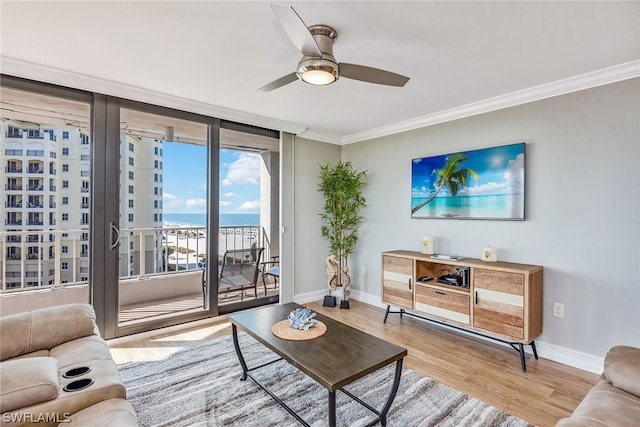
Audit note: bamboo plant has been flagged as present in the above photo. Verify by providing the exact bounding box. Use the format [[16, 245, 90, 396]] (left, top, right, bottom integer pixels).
[[318, 161, 367, 294]]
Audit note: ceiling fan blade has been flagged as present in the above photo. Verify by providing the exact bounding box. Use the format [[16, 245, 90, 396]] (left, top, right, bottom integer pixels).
[[258, 72, 299, 92], [340, 63, 410, 87], [271, 4, 322, 57]]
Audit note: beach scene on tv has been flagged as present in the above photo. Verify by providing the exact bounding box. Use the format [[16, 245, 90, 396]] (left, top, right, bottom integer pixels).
[[411, 143, 525, 220]]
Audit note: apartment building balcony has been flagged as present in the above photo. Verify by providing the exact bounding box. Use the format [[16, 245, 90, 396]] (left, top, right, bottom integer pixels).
[[5, 184, 23, 191], [27, 184, 44, 191], [28, 168, 44, 174], [5, 167, 23, 173], [5, 201, 22, 208], [27, 220, 44, 226], [5, 219, 22, 225], [26, 150, 45, 156]]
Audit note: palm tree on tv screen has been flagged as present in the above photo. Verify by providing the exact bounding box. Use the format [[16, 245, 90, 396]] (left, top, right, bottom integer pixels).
[[411, 153, 479, 214]]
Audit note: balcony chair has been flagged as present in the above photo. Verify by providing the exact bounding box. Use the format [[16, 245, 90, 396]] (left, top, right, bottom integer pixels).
[[261, 255, 280, 295], [202, 247, 264, 302]]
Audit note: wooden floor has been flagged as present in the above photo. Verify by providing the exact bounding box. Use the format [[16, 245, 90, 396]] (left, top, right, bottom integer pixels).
[[109, 299, 598, 427]]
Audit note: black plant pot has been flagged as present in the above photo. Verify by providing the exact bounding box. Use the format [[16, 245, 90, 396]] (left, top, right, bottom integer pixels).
[[323, 295, 336, 307]]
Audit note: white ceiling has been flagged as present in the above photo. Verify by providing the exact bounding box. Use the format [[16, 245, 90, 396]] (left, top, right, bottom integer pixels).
[[1, 1, 638, 144]]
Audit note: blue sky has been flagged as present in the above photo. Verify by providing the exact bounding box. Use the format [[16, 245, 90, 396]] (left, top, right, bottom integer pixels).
[[411, 143, 525, 198], [162, 142, 261, 214]]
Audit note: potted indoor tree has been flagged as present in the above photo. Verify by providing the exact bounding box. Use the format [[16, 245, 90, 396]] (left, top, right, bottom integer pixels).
[[318, 161, 367, 309]]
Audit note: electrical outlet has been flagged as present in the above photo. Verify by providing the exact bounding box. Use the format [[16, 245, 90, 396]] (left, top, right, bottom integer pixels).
[[553, 303, 564, 318]]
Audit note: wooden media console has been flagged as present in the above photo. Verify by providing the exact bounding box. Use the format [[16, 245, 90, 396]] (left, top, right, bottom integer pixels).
[[381, 250, 543, 371]]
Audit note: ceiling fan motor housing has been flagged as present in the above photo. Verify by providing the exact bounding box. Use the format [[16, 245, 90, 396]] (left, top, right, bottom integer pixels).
[[296, 25, 340, 84]]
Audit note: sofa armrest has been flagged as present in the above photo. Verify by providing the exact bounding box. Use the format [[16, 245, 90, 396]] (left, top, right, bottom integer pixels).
[[0, 357, 59, 413], [604, 345, 640, 398], [0, 304, 97, 361]]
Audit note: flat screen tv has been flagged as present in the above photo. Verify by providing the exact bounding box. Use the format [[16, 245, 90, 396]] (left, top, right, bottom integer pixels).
[[411, 142, 525, 220]]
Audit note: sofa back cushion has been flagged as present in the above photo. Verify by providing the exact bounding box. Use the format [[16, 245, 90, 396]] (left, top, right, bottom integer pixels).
[[604, 345, 640, 398], [0, 304, 97, 361]]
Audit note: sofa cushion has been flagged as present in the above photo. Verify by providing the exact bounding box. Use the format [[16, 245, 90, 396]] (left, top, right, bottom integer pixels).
[[61, 398, 139, 427], [0, 304, 97, 361], [0, 357, 59, 413], [50, 336, 116, 371], [604, 345, 640, 398]]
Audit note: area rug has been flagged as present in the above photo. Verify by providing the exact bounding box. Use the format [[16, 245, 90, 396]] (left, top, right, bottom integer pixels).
[[118, 333, 532, 426]]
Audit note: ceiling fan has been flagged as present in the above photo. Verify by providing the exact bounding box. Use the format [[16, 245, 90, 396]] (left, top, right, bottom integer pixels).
[[259, 4, 410, 92]]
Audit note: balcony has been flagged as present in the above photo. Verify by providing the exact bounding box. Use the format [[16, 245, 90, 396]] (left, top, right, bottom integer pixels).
[[28, 168, 44, 174], [5, 167, 22, 173], [0, 226, 278, 323], [27, 185, 43, 191], [5, 220, 22, 225], [5, 184, 22, 191], [5, 201, 22, 208]]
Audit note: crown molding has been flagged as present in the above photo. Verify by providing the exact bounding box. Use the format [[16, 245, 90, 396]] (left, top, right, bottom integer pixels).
[[0, 56, 308, 135], [341, 60, 640, 145]]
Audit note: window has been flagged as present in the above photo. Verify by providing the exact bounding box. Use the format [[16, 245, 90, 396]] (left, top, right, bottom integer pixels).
[[154, 173, 158, 182], [62, 147, 69, 156], [128, 213, 134, 222], [80, 134, 89, 144], [128, 185, 134, 194], [62, 197, 69, 205], [154, 147, 158, 155], [62, 164, 69, 172], [128, 142, 134, 152], [128, 157, 134, 166], [62, 131, 69, 139], [154, 213, 158, 222], [61, 262, 69, 271], [61, 246, 68, 254], [128, 171, 134, 180], [153, 187, 158, 195], [128, 199, 134, 208], [129, 241, 134, 250], [62, 213, 69, 221], [154, 160, 158, 168], [153, 200, 158, 208]]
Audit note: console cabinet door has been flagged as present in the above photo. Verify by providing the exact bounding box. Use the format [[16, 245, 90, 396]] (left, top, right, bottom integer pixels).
[[473, 269, 525, 340], [382, 255, 413, 309]]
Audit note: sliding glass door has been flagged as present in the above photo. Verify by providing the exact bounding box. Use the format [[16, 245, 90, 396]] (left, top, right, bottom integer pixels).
[[111, 102, 219, 336]]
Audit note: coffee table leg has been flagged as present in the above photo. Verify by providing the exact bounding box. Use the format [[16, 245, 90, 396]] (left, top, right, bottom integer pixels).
[[328, 390, 336, 427], [379, 358, 404, 426], [231, 324, 249, 381]]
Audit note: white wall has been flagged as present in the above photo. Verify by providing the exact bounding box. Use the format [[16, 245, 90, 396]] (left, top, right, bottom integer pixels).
[[292, 78, 640, 371]]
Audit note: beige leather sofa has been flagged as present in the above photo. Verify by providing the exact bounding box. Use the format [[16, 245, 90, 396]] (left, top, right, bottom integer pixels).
[[557, 345, 640, 426], [0, 304, 138, 427]]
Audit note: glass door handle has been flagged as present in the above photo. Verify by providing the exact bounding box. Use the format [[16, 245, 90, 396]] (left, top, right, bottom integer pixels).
[[110, 222, 120, 250]]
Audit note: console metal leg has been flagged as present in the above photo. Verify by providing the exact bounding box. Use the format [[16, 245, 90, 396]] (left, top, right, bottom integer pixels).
[[328, 390, 336, 427], [518, 343, 527, 372], [531, 340, 539, 360], [231, 324, 249, 380], [383, 305, 391, 323], [400, 308, 405, 319]]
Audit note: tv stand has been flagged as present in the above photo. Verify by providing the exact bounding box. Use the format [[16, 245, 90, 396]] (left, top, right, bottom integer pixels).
[[381, 250, 543, 371]]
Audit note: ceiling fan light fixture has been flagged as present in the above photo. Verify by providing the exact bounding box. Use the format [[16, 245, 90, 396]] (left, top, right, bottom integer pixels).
[[297, 57, 339, 86]]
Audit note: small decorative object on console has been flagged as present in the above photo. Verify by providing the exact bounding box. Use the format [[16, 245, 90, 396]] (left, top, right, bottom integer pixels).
[[287, 307, 318, 330], [481, 245, 497, 262], [421, 235, 434, 255]]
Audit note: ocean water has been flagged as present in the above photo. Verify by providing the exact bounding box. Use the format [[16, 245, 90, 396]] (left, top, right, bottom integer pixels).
[[411, 194, 524, 219], [163, 213, 260, 227]]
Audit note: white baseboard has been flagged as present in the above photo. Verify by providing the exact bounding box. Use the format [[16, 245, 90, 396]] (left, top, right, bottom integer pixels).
[[298, 289, 604, 374]]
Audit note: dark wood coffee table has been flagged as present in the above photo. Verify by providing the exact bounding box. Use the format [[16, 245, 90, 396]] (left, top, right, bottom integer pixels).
[[229, 302, 407, 427]]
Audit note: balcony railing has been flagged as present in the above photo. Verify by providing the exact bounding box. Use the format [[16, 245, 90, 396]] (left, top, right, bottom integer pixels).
[[5, 185, 22, 190], [0, 225, 271, 292], [5, 167, 22, 173]]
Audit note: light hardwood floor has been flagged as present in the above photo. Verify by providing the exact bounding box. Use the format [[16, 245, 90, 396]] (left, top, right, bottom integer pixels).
[[109, 299, 598, 427]]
